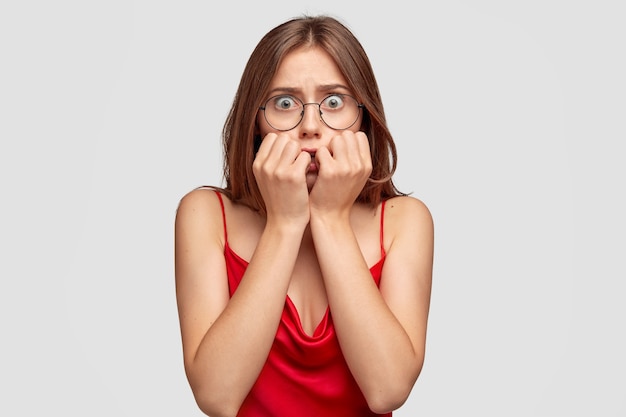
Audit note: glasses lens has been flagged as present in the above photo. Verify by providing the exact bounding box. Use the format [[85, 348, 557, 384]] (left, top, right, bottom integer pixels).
[[263, 94, 362, 131], [263, 95, 304, 131], [319, 94, 361, 130]]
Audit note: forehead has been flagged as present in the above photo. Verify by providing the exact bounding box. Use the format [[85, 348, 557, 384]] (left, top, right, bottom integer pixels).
[[268, 46, 349, 92]]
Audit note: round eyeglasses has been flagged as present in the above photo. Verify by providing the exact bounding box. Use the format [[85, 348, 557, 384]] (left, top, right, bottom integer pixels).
[[259, 94, 364, 131]]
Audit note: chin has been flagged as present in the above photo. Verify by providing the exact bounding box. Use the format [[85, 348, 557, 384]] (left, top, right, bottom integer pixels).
[[306, 173, 317, 192]]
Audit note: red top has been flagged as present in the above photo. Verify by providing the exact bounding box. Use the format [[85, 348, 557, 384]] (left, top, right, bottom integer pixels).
[[215, 192, 391, 417]]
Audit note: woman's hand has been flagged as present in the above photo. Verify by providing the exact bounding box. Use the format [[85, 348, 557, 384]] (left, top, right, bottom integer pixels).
[[309, 130, 372, 219], [253, 132, 312, 228]]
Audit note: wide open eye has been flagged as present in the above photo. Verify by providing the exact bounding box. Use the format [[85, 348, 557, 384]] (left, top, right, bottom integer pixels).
[[272, 95, 300, 111], [321, 94, 345, 110]]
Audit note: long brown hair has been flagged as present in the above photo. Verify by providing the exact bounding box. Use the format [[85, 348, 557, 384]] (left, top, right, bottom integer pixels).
[[219, 15, 404, 214]]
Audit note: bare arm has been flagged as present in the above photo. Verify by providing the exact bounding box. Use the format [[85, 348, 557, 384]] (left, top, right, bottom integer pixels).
[[175, 134, 311, 417], [310, 196, 433, 414], [175, 189, 305, 417], [309, 132, 434, 413]]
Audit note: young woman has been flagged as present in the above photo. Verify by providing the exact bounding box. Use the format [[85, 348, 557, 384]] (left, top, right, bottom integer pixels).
[[175, 15, 434, 417]]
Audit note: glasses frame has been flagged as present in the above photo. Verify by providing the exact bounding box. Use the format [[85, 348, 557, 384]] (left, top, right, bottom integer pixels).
[[259, 94, 365, 132]]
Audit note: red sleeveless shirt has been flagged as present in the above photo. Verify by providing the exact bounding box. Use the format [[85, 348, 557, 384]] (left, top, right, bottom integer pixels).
[[215, 192, 391, 417]]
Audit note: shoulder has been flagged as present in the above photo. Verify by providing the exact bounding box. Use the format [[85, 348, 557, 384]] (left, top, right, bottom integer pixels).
[[177, 186, 222, 211], [176, 187, 250, 217], [383, 195, 434, 249], [177, 187, 222, 219], [175, 187, 229, 242], [384, 195, 433, 227]]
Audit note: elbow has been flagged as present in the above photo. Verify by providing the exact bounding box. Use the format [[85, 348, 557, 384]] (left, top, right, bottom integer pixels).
[[365, 361, 424, 414], [186, 370, 242, 417], [193, 389, 241, 417], [365, 383, 413, 415]]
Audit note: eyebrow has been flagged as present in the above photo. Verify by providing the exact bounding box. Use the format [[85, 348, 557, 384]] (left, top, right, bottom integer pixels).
[[266, 83, 351, 96]]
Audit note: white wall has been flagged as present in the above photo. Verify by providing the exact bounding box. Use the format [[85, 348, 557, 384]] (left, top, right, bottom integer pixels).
[[1, 1, 624, 415]]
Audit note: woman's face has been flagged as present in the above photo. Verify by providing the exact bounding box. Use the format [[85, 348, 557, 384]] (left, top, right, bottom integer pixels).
[[256, 46, 363, 189]]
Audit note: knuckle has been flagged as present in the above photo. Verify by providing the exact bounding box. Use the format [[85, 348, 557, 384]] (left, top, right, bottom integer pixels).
[[275, 167, 297, 183], [252, 160, 262, 174]]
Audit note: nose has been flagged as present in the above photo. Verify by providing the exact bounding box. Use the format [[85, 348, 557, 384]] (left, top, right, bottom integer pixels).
[[298, 102, 323, 138]]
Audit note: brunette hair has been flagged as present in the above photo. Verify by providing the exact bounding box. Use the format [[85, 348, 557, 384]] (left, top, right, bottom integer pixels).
[[219, 15, 404, 214]]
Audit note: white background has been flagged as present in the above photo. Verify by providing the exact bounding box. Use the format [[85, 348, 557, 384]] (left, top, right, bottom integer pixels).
[[1, 1, 624, 416]]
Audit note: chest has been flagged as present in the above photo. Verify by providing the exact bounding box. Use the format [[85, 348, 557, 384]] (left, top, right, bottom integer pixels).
[[224, 203, 384, 336], [287, 247, 328, 336]]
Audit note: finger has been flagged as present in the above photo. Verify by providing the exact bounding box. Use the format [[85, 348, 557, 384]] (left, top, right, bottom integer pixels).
[[293, 150, 313, 173], [354, 132, 373, 171], [278, 138, 303, 165], [331, 132, 361, 167], [314, 146, 333, 167], [260, 134, 293, 169], [254, 132, 277, 161], [328, 135, 348, 162]]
